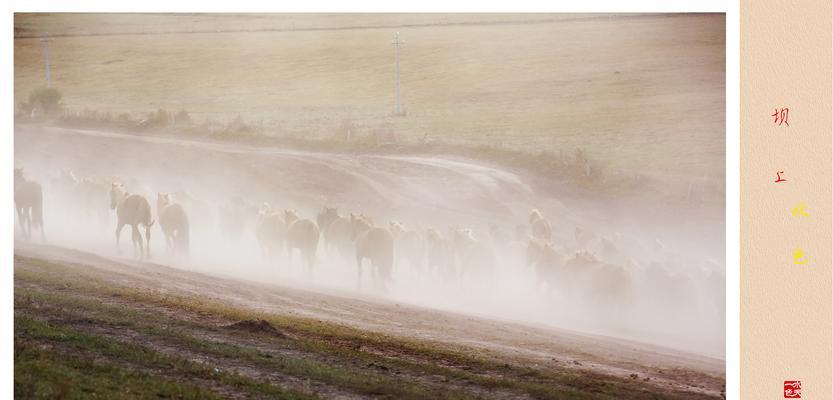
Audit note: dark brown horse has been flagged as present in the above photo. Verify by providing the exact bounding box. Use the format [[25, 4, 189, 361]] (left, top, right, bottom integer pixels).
[[14, 168, 44, 242], [352, 214, 394, 289], [255, 203, 286, 258], [157, 193, 190, 256], [284, 210, 320, 271]]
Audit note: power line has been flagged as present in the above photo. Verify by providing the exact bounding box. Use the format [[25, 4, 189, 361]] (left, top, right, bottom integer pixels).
[[391, 32, 403, 116]]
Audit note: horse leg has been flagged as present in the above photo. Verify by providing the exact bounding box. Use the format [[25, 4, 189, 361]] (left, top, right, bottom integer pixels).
[[15, 206, 26, 239], [145, 224, 152, 259], [355, 255, 363, 289], [306, 246, 315, 276], [24, 208, 32, 240], [303, 249, 311, 276], [115, 222, 125, 254], [371, 261, 379, 290], [132, 225, 142, 259], [379, 263, 391, 293], [163, 232, 170, 254]]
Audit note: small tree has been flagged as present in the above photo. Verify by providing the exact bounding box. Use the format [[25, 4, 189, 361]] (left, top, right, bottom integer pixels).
[[19, 87, 63, 118]]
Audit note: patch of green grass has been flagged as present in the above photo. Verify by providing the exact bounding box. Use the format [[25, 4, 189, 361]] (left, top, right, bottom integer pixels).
[[14, 316, 311, 400], [15, 286, 496, 400], [15, 343, 216, 400]]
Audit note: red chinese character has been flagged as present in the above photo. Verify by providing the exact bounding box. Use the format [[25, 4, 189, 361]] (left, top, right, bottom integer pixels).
[[773, 108, 790, 126], [784, 381, 801, 398], [775, 171, 786, 183]]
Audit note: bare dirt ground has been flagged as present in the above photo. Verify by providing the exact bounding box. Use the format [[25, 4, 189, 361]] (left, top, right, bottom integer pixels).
[[14, 242, 724, 399]]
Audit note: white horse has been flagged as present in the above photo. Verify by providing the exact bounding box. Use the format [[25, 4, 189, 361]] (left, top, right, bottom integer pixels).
[[529, 209, 553, 241], [110, 183, 154, 259]]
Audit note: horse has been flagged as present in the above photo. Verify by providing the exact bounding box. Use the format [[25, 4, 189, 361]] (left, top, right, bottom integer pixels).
[[389, 220, 425, 271], [526, 238, 566, 293], [575, 227, 597, 248], [157, 193, 190, 256], [562, 251, 633, 309], [172, 190, 214, 231], [110, 183, 154, 259], [73, 176, 111, 228], [255, 203, 286, 258], [323, 215, 353, 259], [529, 209, 553, 241], [316, 207, 340, 233], [51, 168, 79, 201], [450, 228, 495, 279], [425, 228, 454, 276], [284, 210, 320, 271], [14, 168, 45, 242], [352, 214, 394, 289]]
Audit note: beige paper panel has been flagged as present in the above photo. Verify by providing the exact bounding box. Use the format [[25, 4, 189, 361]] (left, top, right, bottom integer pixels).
[[740, 0, 832, 398]]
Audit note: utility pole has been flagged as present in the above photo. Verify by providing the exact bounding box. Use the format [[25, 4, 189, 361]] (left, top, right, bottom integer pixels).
[[40, 32, 53, 88], [392, 32, 403, 116]]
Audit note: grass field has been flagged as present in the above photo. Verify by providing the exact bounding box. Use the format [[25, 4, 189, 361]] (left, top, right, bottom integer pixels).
[[14, 13, 725, 183]]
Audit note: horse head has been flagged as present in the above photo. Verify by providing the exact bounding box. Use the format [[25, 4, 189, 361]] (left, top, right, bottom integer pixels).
[[529, 209, 544, 224], [284, 209, 299, 227], [157, 192, 173, 211], [389, 220, 406, 238], [350, 213, 373, 238], [60, 168, 78, 185], [316, 207, 339, 230], [259, 202, 274, 216], [110, 182, 126, 210], [14, 168, 24, 186]]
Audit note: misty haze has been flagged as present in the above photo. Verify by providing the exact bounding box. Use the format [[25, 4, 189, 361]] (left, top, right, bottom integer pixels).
[[14, 13, 726, 399]]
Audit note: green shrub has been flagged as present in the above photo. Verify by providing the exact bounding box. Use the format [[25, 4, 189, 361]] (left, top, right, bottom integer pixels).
[[18, 87, 63, 118]]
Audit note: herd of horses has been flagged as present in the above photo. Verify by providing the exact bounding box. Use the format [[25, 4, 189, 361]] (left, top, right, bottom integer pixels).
[[14, 167, 577, 289], [14, 167, 724, 315]]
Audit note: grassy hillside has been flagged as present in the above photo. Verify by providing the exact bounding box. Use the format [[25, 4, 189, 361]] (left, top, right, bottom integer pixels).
[[14, 13, 725, 182], [15, 251, 724, 399]]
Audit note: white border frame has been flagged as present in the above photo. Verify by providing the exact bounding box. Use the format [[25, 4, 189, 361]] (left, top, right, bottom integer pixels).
[[2, 1, 737, 398]]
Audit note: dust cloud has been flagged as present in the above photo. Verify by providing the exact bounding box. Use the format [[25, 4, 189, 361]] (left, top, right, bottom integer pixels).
[[14, 125, 725, 358]]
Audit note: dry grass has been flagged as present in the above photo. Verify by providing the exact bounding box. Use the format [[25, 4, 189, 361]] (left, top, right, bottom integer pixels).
[[14, 13, 725, 182]]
